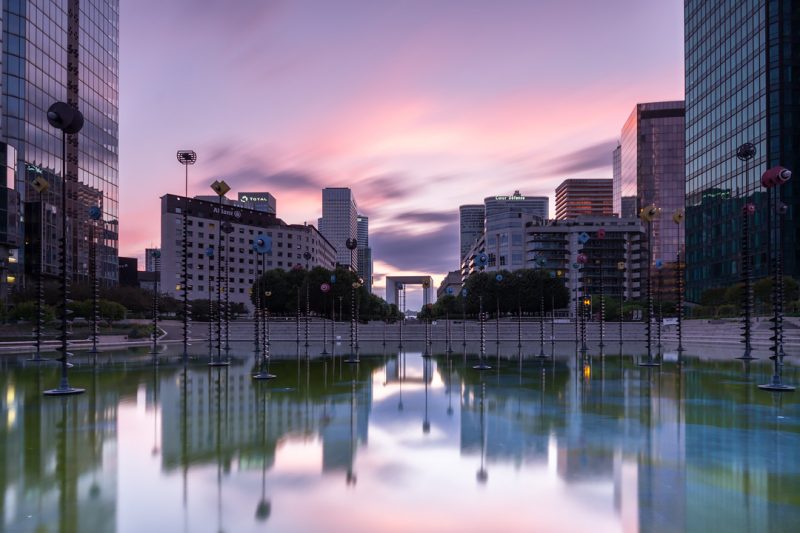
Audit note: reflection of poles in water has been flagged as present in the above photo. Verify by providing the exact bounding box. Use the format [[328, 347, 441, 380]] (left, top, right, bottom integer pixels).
[[347, 367, 358, 485], [56, 397, 78, 532], [152, 365, 159, 456], [213, 366, 228, 533], [551, 294, 556, 346], [398, 351, 405, 411], [180, 367, 189, 522], [476, 381, 488, 484], [423, 358, 431, 433], [462, 296, 467, 347], [474, 296, 491, 370], [447, 357, 454, 416], [255, 382, 271, 523], [305, 279, 310, 350]]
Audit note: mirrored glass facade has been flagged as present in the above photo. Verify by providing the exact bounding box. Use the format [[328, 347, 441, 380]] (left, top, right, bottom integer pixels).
[[685, 0, 799, 302], [2, 0, 119, 287], [616, 101, 686, 296]]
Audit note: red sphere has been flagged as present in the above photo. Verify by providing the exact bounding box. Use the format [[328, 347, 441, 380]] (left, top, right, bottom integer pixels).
[[596, 228, 606, 240], [576, 253, 588, 264], [742, 203, 755, 215]]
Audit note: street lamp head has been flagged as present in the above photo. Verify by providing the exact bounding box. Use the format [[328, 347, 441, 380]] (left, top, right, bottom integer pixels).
[[672, 209, 684, 225], [736, 142, 757, 161], [88, 205, 102, 221], [176, 150, 197, 165], [47, 102, 84, 134], [639, 204, 660, 222], [761, 166, 792, 188], [345, 238, 358, 250]]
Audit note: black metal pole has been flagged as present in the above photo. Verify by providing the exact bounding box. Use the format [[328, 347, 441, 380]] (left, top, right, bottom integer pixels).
[[539, 274, 545, 358], [151, 253, 159, 357], [473, 295, 490, 370], [89, 222, 98, 355], [182, 164, 189, 364]]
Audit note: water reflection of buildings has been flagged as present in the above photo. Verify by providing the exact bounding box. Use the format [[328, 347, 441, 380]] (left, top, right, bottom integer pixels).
[[1, 371, 118, 533], [159, 361, 373, 479]]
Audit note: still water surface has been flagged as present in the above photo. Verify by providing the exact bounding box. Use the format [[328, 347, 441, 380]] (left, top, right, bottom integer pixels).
[[1, 344, 799, 532]]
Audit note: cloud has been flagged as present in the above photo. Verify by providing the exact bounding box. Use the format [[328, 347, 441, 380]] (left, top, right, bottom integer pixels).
[[371, 223, 459, 274], [216, 166, 323, 193], [541, 139, 617, 176], [393, 210, 455, 225]]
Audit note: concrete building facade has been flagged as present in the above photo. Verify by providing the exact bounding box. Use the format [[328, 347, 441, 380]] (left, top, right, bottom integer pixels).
[[160, 194, 336, 310]]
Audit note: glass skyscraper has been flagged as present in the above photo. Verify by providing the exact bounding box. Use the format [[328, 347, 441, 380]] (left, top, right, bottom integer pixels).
[[356, 214, 372, 293], [3, 0, 119, 288], [616, 101, 686, 289], [685, 0, 799, 302], [319, 187, 357, 270], [459, 204, 484, 262]]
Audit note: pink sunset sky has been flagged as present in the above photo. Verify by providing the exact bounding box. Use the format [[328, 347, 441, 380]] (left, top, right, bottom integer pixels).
[[119, 0, 684, 302]]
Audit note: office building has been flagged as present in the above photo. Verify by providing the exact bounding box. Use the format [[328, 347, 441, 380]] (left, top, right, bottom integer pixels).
[[0, 143, 20, 301], [356, 214, 373, 293], [483, 191, 548, 271], [5, 0, 120, 290], [526, 217, 645, 316], [555, 179, 613, 219], [685, 0, 800, 301], [437, 270, 462, 300], [459, 204, 485, 261], [118, 257, 138, 286], [160, 194, 336, 310], [319, 188, 357, 270], [238, 192, 277, 214], [616, 101, 685, 285], [145, 248, 161, 272]]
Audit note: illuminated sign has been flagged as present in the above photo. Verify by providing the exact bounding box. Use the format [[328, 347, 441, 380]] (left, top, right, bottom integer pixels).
[[494, 195, 527, 201], [239, 193, 272, 203], [212, 207, 242, 218]]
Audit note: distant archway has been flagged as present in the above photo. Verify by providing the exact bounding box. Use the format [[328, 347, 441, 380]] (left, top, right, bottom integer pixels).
[[385, 276, 433, 309]]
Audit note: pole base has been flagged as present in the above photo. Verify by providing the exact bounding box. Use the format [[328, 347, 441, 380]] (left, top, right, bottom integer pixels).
[[758, 382, 795, 392], [321, 349, 330, 356], [252, 372, 276, 380], [208, 360, 230, 367], [473, 363, 492, 370], [736, 355, 758, 361], [422, 353, 432, 358], [638, 361, 661, 367], [44, 387, 85, 396]]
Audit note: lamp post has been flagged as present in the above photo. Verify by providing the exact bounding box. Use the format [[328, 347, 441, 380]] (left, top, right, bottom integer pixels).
[[758, 166, 794, 391], [209, 180, 231, 367], [346, 280, 362, 364], [461, 288, 467, 347], [595, 227, 607, 349], [150, 249, 161, 357], [617, 261, 626, 349], [494, 274, 502, 348], [205, 246, 214, 356], [86, 206, 102, 356], [321, 281, 332, 355], [253, 234, 275, 380], [533, 258, 547, 358], [655, 259, 664, 350], [473, 295, 491, 370], [672, 209, 685, 355], [44, 101, 85, 396], [303, 252, 312, 350], [29, 172, 50, 363], [176, 150, 197, 365], [639, 204, 661, 367], [398, 282, 405, 349], [576, 252, 588, 354], [736, 142, 757, 360], [221, 221, 234, 354]]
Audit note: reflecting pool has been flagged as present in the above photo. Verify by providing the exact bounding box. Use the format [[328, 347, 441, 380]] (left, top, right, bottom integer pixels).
[[1, 345, 799, 532]]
